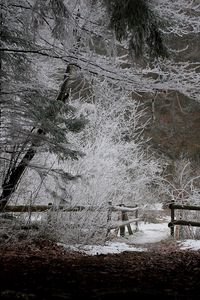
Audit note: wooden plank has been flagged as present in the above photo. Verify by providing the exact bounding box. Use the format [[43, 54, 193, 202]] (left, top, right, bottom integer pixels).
[[135, 205, 139, 232], [2, 205, 97, 212], [123, 212, 133, 235], [3, 205, 52, 212], [169, 204, 200, 211], [106, 201, 112, 236], [120, 211, 126, 237], [3, 204, 139, 213], [109, 218, 141, 229], [169, 220, 200, 227], [62, 206, 95, 212], [170, 203, 175, 236], [112, 205, 138, 212]]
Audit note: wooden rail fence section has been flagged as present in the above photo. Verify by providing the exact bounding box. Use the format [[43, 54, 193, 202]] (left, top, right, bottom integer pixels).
[[107, 202, 139, 236], [2, 202, 140, 237], [168, 203, 200, 237]]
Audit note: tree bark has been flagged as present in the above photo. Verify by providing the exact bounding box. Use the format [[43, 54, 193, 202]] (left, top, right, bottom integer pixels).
[[0, 147, 36, 210], [0, 66, 71, 211]]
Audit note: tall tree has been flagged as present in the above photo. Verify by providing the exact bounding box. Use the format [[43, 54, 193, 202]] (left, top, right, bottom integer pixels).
[[1, 0, 198, 243], [0, 0, 87, 209], [102, 0, 167, 59], [0, 0, 169, 210]]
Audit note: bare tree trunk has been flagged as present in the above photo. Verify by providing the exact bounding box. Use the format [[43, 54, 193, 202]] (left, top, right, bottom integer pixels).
[[0, 147, 36, 210], [0, 66, 71, 211]]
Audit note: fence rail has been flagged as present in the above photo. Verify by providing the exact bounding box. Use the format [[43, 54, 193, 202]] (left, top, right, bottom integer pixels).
[[107, 202, 139, 236], [168, 203, 200, 237], [2, 204, 98, 212], [1, 202, 140, 237]]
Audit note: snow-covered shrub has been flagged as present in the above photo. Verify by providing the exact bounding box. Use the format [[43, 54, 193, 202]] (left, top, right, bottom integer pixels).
[[46, 79, 165, 244], [3, 78, 166, 245]]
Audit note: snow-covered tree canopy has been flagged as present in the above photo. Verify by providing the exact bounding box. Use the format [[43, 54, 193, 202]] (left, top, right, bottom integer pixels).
[[102, 0, 168, 58], [1, 0, 199, 99], [0, 0, 199, 245], [0, 0, 199, 210]]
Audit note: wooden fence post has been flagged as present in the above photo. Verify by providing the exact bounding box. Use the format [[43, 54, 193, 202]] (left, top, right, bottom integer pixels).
[[169, 202, 175, 237], [119, 204, 133, 236], [135, 205, 139, 232], [124, 211, 133, 235], [106, 201, 112, 236], [47, 203, 53, 224], [119, 204, 125, 237]]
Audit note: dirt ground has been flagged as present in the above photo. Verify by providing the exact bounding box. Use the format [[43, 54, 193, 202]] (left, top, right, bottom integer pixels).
[[0, 238, 200, 300]]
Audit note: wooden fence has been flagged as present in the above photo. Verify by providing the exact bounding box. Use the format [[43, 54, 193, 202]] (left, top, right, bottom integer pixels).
[[107, 202, 139, 236], [168, 203, 200, 237], [1, 202, 140, 237]]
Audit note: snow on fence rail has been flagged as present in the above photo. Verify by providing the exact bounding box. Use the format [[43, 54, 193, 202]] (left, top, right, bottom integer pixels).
[[107, 202, 139, 236], [2, 202, 140, 237], [168, 203, 200, 237]]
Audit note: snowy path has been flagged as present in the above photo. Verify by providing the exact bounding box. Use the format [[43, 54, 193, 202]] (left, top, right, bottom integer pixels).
[[59, 219, 200, 255]]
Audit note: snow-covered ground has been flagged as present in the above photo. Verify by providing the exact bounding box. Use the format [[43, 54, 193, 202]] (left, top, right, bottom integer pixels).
[[178, 239, 200, 251], [58, 217, 200, 255], [20, 202, 200, 255]]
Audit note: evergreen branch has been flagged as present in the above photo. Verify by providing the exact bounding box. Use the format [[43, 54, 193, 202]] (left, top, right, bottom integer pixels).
[[8, 4, 31, 9], [0, 90, 32, 95], [0, 48, 61, 58]]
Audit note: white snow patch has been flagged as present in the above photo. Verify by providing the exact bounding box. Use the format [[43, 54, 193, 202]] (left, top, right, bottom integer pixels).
[[57, 215, 200, 255], [57, 221, 171, 255], [130, 222, 171, 244], [58, 242, 146, 255], [179, 239, 200, 251], [82, 242, 146, 255]]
